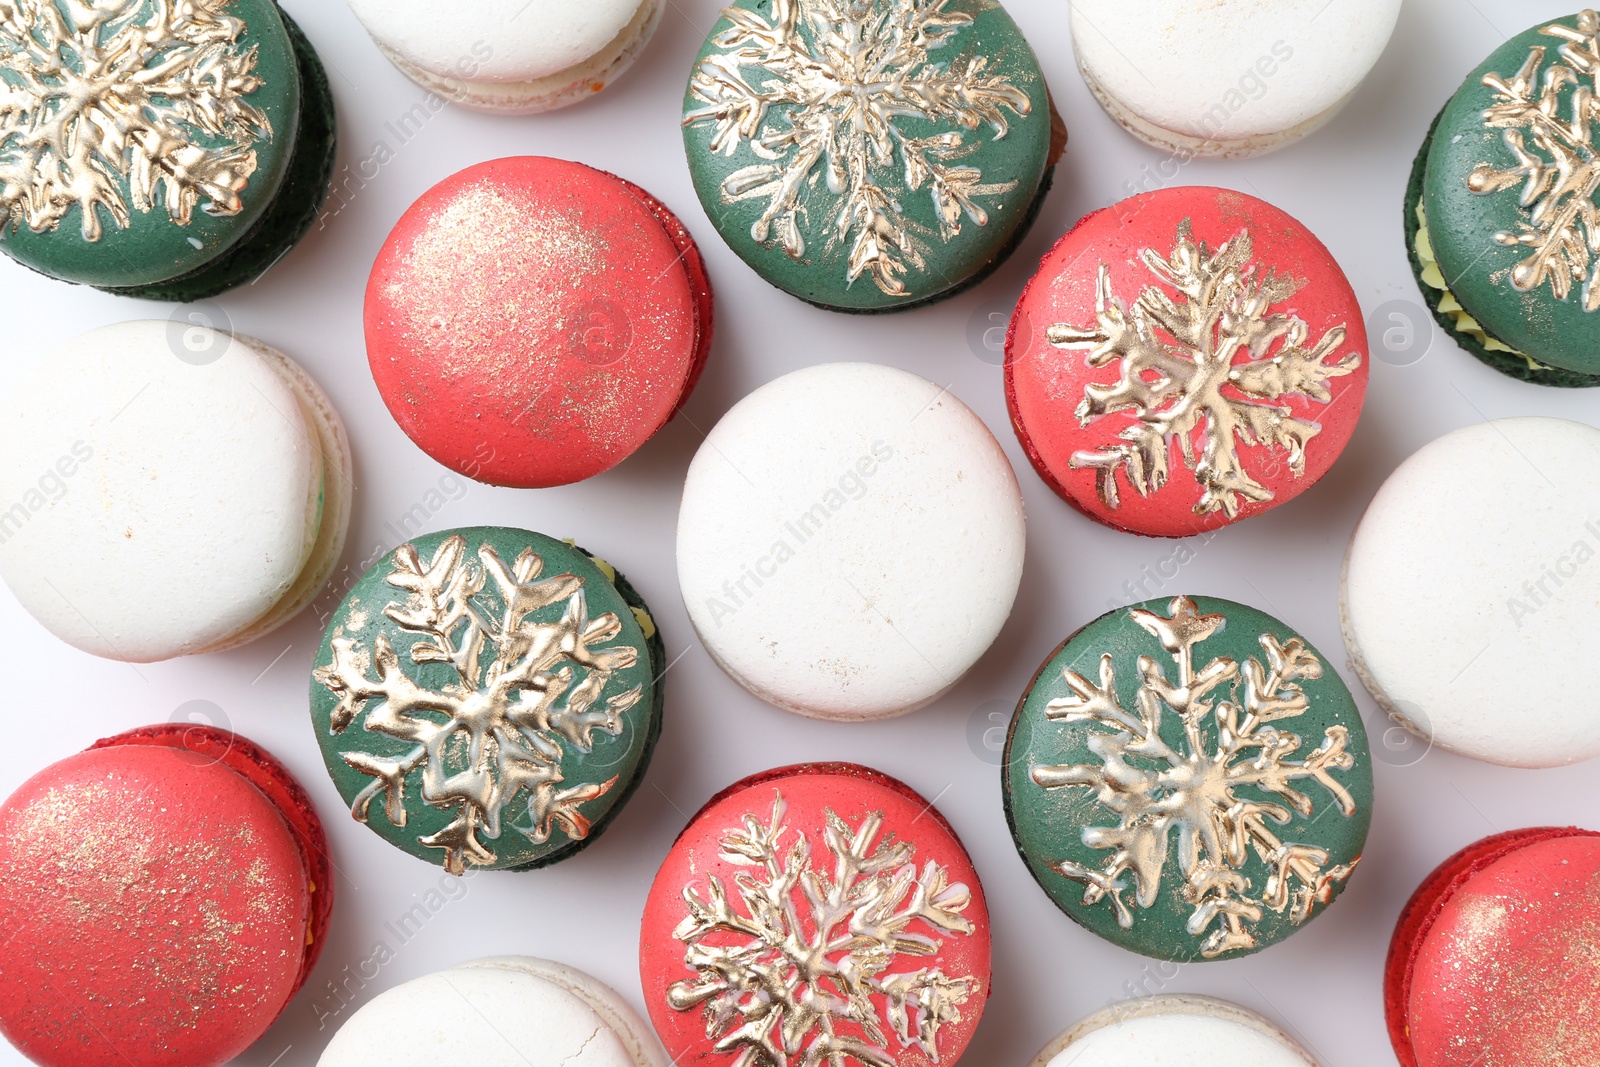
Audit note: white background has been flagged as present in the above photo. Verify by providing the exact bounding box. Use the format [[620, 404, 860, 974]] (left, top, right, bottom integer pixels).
[[3, 0, 1599, 1064]]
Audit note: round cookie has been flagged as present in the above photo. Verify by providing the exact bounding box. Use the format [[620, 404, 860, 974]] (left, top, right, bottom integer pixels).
[[1031, 995, 1318, 1066], [1385, 828, 1600, 1067], [0, 724, 331, 1067], [366, 156, 713, 489], [676, 362, 1026, 721], [319, 957, 669, 1066], [0, 0, 336, 300], [347, 0, 664, 114], [310, 526, 664, 875], [1343, 417, 1600, 768], [640, 763, 991, 1067], [1004, 596, 1373, 961], [1408, 10, 1600, 385], [682, 0, 1064, 312], [1007, 186, 1369, 538], [1071, 0, 1400, 159], [0, 320, 352, 662]]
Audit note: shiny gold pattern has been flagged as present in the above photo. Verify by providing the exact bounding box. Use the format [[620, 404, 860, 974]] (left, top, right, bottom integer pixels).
[[1469, 10, 1600, 311], [314, 535, 643, 875], [668, 792, 978, 1066], [1030, 597, 1359, 958], [0, 0, 270, 240], [684, 0, 1031, 297], [1049, 221, 1360, 518]]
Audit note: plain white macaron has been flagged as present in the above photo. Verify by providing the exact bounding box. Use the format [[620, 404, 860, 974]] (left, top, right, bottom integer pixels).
[[347, 0, 663, 114], [0, 320, 351, 663], [1031, 995, 1317, 1066], [318, 957, 668, 1066], [677, 362, 1026, 721], [1070, 0, 1401, 158], [1343, 417, 1600, 768]]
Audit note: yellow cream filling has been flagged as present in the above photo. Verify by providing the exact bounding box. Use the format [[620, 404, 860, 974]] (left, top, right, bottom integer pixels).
[[1413, 201, 1547, 371], [570, 541, 659, 641]]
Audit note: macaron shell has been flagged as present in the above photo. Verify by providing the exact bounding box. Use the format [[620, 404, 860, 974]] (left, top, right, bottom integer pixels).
[[1032, 995, 1317, 1066], [0, 744, 311, 1067], [366, 157, 704, 488], [1007, 187, 1369, 537]]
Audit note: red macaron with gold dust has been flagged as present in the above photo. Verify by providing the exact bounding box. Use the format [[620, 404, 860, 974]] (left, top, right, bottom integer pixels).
[[1006, 186, 1368, 538], [366, 156, 713, 488], [1385, 827, 1600, 1066], [0, 725, 331, 1067], [641, 763, 990, 1067]]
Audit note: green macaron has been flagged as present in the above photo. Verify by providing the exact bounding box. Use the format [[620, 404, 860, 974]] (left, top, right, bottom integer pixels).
[[1407, 9, 1600, 387], [0, 0, 336, 301], [310, 527, 664, 876], [1003, 596, 1373, 962]]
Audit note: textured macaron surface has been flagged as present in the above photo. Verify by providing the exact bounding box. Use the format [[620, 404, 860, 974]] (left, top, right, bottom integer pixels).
[[1005, 596, 1372, 961], [1343, 417, 1600, 767], [0, 744, 311, 1067], [682, 0, 1053, 310], [311, 527, 661, 875], [0, 321, 321, 662], [676, 362, 1026, 720], [366, 156, 703, 488], [641, 765, 991, 1067], [1423, 11, 1600, 375], [1043, 1010, 1314, 1066], [0, 0, 301, 288], [1007, 186, 1368, 537]]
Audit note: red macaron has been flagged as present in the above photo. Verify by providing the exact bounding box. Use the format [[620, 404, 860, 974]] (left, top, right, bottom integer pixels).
[[1006, 186, 1368, 538], [366, 156, 714, 489], [640, 763, 991, 1067], [1385, 827, 1600, 1066], [0, 725, 331, 1067]]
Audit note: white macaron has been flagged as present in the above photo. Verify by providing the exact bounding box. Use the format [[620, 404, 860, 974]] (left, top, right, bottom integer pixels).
[[347, 0, 663, 114], [677, 362, 1026, 721], [1031, 995, 1317, 1066], [318, 957, 668, 1066], [1070, 0, 1401, 158], [0, 320, 351, 663], [1343, 417, 1600, 768]]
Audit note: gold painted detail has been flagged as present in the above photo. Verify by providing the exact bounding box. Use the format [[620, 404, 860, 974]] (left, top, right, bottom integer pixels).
[[0, 0, 269, 241], [683, 0, 1031, 297], [314, 535, 643, 875], [1470, 9, 1600, 311], [1030, 597, 1359, 958], [668, 793, 978, 1066], [1049, 221, 1359, 519]]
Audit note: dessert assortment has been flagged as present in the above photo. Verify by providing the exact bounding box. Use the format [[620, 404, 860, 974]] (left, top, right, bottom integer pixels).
[[0, 0, 1595, 1064]]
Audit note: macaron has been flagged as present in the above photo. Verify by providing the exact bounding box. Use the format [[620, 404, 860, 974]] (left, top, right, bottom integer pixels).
[[0, 320, 352, 662], [0, 723, 331, 1067], [311, 526, 663, 875], [0, 0, 335, 300], [319, 956, 668, 1066], [641, 763, 991, 1067], [1343, 417, 1600, 768], [1030, 995, 1318, 1066], [676, 362, 1026, 721], [1407, 10, 1600, 386], [1004, 595, 1372, 962], [1071, 0, 1401, 159], [682, 0, 1065, 312], [366, 156, 712, 488], [347, 1, 664, 114], [1007, 186, 1369, 538], [1385, 828, 1600, 1067]]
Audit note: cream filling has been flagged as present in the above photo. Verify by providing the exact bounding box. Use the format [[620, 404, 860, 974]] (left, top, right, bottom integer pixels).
[[1413, 200, 1546, 371]]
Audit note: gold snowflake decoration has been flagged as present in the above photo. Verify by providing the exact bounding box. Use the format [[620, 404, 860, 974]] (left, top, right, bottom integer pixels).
[[0, 0, 270, 241], [1049, 221, 1360, 518], [315, 536, 644, 875], [1031, 597, 1359, 959], [683, 0, 1032, 297], [1469, 9, 1600, 310], [668, 793, 978, 1066]]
